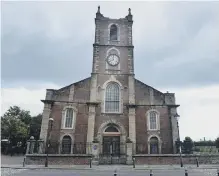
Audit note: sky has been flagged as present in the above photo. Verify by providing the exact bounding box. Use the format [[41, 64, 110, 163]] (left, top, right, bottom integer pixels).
[[1, 1, 219, 141]]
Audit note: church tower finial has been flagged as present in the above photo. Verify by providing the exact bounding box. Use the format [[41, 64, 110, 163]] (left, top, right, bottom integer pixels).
[[128, 8, 131, 15], [97, 6, 100, 13]]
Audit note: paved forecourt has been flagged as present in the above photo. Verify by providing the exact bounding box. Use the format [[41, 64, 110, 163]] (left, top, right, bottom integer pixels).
[[1, 168, 218, 176]]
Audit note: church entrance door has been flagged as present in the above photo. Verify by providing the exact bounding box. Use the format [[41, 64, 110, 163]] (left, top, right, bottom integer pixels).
[[102, 136, 120, 156], [99, 126, 126, 164]]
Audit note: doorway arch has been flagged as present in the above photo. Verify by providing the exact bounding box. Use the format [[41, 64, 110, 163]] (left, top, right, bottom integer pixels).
[[61, 135, 72, 154]]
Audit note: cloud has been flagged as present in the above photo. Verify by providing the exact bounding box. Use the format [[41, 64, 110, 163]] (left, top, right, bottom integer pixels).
[[1, 83, 60, 116], [2, 1, 219, 88], [159, 84, 219, 141]]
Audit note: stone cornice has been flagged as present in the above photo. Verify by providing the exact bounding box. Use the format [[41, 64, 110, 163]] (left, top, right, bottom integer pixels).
[[93, 43, 134, 48], [125, 104, 180, 108], [86, 102, 99, 106]]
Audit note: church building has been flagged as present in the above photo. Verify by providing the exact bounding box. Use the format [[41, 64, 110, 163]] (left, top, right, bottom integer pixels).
[[40, 7, 180, 163]]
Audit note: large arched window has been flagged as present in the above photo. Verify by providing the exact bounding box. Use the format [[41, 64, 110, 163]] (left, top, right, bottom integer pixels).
[[64, 108, 74, 128], [150, 137, 159, 154], [61, 135, 72, 154], [110, 24, 118, 41], [105, 83, 120, 113]]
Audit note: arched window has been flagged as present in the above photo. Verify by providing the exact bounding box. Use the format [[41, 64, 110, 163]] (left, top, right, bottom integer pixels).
[[110, 24, 118, 41], [65, 108, 74, 128], [105, 126, 119, 132], [150, 137, 159, 154], [105, 83, 120, 113], [149, 111, 158, 130], [61, 135, 71, 154]]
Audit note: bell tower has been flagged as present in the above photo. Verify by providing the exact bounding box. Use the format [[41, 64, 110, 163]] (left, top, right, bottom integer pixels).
[[92, 6, 134, 75], [87, 6, 136, 147]]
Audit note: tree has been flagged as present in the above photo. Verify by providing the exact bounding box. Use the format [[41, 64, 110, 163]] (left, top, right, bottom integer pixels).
[[2, 106, 31, 125], [29, 114, 42, 140], [1, 106, 31, 144], [1, 115, 28, 145], [182, 136, 194, 154], [215, 137, 219, 152]]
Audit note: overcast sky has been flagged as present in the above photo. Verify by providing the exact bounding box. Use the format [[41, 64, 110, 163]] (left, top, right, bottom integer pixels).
[[1, 1, 219, 141]]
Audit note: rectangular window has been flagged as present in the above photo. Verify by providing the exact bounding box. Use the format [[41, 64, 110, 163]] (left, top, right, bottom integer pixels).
[[65, 108, 73, 128], [149, 112, 157, 130], [105, 83, 120, 113]]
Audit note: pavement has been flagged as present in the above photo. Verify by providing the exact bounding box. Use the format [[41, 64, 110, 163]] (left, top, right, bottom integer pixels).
[[1, 164, 219, 170], [1, 154, 219, 176], [1, 168, 219, 176]]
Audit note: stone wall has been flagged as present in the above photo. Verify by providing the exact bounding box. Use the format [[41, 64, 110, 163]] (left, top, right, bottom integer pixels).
[[26, 154, 92, 165], [133, 154, 219, 165]]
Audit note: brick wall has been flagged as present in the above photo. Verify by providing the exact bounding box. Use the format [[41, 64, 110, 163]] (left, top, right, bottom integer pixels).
[[134, 154, 219, 165], [26, 154, 92, 165]]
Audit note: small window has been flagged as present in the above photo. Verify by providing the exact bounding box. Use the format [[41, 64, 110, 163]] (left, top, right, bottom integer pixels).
[[110, 24, 118, 41], [149, 111, 157, 130], [65, 108, 74, 128]]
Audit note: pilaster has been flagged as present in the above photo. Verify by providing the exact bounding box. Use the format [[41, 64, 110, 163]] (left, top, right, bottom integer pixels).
[[170, 107, 179, 153], [86, 74, 98, 146], [39, 103, 52, 142], [68, 84, 75, 102], [128, 76, 136, 152]]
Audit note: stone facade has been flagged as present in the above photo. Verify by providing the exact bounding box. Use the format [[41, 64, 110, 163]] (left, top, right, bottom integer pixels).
[[39, 7, 180, 163]]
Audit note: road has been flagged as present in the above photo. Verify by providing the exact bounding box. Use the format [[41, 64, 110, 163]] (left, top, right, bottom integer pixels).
[[1, 168, 218, 176]]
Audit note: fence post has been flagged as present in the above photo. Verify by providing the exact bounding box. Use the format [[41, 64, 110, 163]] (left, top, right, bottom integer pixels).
[[23, 157, 26, 167], [89, 157, 92, 168], [150, 169, 153, 176], [114, 169, 117, 176], [195, 157, 199, 167], [133, 157, 135, 168], [185, 169, 188, 176]]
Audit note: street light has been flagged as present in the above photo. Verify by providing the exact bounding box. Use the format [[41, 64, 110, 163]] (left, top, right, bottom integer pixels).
[[45, 117, 54, 167], [174, 113, 183, 167]]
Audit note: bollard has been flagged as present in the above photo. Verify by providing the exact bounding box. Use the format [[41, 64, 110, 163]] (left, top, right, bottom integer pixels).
[[185, 169, 188, 176], [89, 158, 92, 168], [195, 157, 199, 167], [23, 157, 26, 167], [114, 169, 117, 176], [133, 158, 135, 168], [149, 169, 153, 176]]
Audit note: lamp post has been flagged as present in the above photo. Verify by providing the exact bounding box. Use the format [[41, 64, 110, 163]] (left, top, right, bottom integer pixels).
[[45, 117, 54, 167], [175, 113, 183, 167]]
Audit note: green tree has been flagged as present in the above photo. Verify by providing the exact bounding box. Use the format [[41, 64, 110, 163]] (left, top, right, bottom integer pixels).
[[215, 137, 219, 152], [1, 106, 31, 144], [182, 136, 194, 154], [2, 106, 31, 125], [29, 114, 42, 140]]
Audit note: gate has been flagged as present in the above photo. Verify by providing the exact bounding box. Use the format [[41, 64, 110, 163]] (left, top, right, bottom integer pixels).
[[99, 136, 126, 164]]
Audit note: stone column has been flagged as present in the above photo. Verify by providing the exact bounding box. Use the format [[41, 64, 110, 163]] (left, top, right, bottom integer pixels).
[[26, 141, 31, 154], [92, 142, 99, 165], [170, 107, 179, 154], [29, 138, 35, 154], [37, 140, 44, 154], [39, 103, 52, 143], [86, 105, 96, 144], [86, 74, 97, 151], [128, 76, 136, 153], [126, 141, 133, 165]]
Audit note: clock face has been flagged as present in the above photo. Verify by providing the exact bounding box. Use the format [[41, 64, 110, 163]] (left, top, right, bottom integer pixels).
[[107, 54, 119, 66]]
